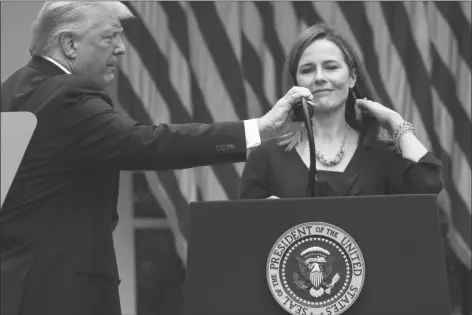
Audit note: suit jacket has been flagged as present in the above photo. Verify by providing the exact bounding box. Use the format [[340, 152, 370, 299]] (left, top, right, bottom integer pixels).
[[0, 56, 247, 315]]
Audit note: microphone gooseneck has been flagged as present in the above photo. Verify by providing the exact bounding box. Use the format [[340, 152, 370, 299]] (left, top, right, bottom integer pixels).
[[301, 97, 317, 197]]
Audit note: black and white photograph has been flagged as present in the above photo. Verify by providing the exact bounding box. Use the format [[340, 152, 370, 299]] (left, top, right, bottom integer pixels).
[[1, 1, 470, 315]]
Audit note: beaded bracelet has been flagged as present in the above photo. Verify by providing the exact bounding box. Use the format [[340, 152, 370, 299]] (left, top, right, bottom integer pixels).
[[392, 121, 414, 155]]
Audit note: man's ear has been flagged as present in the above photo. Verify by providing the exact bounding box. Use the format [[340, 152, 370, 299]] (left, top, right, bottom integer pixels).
[[60, 33, 78, 59]]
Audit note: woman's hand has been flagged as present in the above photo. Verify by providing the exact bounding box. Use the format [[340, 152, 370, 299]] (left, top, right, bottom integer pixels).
[[356, 98, 430, 162], [355, 98, 404, 132]]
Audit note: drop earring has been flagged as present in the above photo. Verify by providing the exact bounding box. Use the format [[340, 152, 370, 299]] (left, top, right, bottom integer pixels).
[[350, 88, 357, 100]]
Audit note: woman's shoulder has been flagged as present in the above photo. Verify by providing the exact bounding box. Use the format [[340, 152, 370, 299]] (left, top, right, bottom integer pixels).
[[371, 138, 395, 152], [358, 122, 395, 154], [247, 138, 287, 160], [363, 135, 398, 162]]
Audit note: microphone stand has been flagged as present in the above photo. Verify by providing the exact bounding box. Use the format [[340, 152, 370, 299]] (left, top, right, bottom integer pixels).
[[301, 98, 317, 197]]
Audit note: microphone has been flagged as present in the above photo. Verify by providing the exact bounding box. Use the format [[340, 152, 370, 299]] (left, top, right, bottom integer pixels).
[[300, 97, 317, 197], [291, 98, 314, 122]]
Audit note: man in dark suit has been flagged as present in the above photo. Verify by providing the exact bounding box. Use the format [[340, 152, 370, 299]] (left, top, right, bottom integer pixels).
[[0, 2, 313, 315]]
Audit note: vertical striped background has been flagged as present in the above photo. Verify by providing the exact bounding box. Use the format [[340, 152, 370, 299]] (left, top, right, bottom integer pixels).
[[116, 1, 471, 271]]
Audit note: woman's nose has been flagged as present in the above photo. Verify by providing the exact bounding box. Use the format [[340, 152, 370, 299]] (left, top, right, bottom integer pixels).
[[314, 69, 327, 84]]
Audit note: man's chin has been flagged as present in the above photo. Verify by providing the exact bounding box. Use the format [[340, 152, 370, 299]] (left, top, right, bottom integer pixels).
[[99, 73, 115, 86]]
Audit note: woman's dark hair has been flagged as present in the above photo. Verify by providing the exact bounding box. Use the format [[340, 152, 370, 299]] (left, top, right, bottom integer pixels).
[[284, 23, 381, 133]]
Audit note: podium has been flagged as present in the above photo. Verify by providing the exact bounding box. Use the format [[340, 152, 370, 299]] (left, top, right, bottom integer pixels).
[[185, 194, 451, 315]]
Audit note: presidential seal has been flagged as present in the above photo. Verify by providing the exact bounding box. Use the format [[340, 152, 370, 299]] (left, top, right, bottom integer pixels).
[[266, 222, 365, 315]]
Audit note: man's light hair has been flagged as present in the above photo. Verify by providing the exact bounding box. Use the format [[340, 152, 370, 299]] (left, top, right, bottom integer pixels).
[[29, 2, 134, 57]]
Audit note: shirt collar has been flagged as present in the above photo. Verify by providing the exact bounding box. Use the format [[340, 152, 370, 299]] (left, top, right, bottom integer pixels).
[[41, 56, 72, 74]]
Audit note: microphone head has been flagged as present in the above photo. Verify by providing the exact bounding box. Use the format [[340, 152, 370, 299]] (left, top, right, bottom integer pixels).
[[292, 97, 314, 122]]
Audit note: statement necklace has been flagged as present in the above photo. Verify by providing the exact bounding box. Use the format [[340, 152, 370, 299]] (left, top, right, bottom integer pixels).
[[315, 125, 348, 166]]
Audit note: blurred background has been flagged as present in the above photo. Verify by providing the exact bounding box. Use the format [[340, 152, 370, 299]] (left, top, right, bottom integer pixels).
[[1, 1, 470, 315]]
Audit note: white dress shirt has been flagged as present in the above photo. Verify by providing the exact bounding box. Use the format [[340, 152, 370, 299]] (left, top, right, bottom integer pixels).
[[42, 56, 71, 74]]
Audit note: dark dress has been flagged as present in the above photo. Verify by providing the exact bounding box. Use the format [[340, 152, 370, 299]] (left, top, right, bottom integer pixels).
[[239, 128, 443, 199]]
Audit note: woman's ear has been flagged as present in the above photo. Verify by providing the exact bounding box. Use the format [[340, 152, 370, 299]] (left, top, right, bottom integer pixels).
[[349, 73, 357, 89]]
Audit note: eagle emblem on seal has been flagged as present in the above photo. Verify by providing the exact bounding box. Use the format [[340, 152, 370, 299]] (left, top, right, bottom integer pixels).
[[293, 246, 341, 298]]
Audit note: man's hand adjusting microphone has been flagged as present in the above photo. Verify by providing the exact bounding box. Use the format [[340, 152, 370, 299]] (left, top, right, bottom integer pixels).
[[257, 87, 313, 141], [292, 97, 315, 122]]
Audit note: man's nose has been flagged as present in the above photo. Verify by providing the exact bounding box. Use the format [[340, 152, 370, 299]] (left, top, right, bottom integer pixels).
[[114, 34, 126, 55]]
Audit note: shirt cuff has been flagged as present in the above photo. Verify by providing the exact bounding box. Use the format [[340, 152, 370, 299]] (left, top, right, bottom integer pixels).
[[244, 119, 261, 149]]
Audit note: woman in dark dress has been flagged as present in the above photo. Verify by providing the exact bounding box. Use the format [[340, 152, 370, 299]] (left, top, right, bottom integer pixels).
[[239, 24, 443, 199]]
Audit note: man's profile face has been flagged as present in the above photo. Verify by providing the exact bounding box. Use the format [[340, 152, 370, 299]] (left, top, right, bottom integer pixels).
[[73, 11, 126, 87]]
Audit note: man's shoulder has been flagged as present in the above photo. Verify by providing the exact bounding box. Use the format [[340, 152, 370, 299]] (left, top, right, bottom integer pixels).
[[42, 75, 113, 108], [3, 69, 108, 102], [2, 65, 96, 92], [49, 75, 104, 95]]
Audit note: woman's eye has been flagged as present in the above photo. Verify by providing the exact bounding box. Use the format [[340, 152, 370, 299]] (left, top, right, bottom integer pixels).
[[300, 68, 313, 74], [326, 65, 338, 70]]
